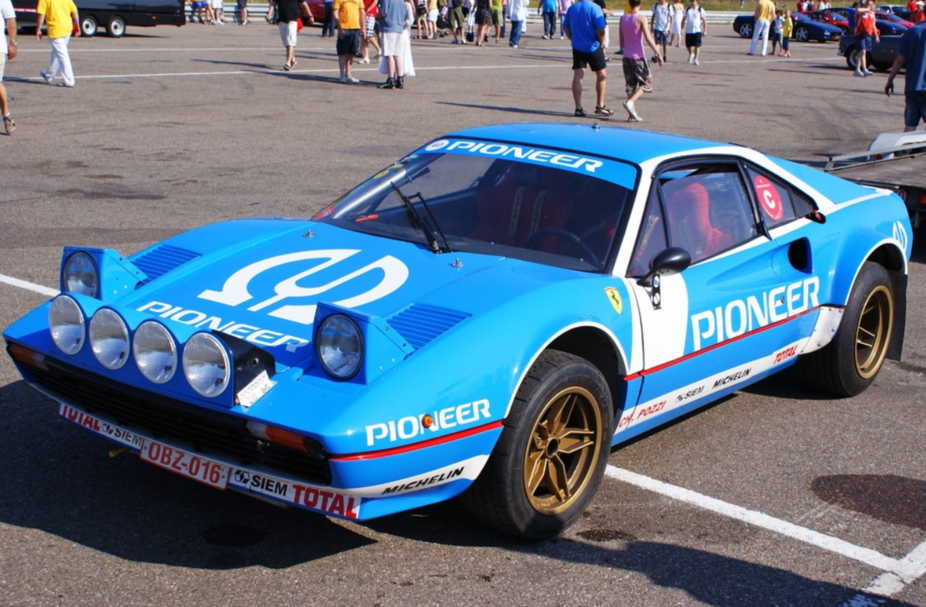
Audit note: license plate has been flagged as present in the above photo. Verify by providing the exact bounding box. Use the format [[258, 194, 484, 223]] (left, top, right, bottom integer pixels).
[[140, 440, 230, 490]]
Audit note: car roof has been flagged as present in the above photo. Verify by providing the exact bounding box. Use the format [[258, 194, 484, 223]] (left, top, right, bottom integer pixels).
[[444, 122, 732, 166]]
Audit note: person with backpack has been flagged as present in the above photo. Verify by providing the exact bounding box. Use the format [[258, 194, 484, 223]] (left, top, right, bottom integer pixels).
[[681, 0, 706, 65]]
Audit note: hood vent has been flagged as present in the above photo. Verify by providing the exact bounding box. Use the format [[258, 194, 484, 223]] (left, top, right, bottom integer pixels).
[[133, 245, 201, 285], [387, 304, 470, 350]]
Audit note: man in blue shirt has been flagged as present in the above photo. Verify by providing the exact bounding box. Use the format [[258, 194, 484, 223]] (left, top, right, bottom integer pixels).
[[541, 0, 558, 38], [885, 22, 926, 131], [563, 0, 612, 117]]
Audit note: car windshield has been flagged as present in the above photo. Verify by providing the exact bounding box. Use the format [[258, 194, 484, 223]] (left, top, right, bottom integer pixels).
[[315, 142, 636, 272]]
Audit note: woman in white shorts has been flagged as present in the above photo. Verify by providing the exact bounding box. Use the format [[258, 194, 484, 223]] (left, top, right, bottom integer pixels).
[[427, 0, 439, 39]]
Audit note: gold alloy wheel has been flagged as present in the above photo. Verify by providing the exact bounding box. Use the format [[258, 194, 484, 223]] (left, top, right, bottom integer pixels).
[[523, 386, 602, 515], [855, 285, 893, 379]]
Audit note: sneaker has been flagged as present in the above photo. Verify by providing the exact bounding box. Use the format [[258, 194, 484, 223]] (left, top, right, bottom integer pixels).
[[853, 71, 865, 77], [2, 114, 14, 135], [283, 62, 292, 71], [396, 77, 404, 89], [595, 105, 614, 116], [360, 57, 370, 64], [693, 59, 699, 66], [574, 107, 587, 117], [687, 53, 693, 64], [346, 75, 360, 84], [863, 70, 873, 76], [452, 39, 459, 44], [378, 79, 395, 89], [560, 34, 565, 39], [339, 74, 348, 83], [622, 100, 641, 121], [241, 18, 249, 25], [542, 34, 550, 39], [40, 71, 54, 84], [56, 82, 74, 87]]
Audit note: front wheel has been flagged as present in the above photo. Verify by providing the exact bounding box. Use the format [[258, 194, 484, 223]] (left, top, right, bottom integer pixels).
[[460, 350, 613, 539], [107, 15, 125, 37], [794, 262, 894, 396], [738, 22, 753, 38], [794, 26, 810, 42], [81, 15, 98, 37]]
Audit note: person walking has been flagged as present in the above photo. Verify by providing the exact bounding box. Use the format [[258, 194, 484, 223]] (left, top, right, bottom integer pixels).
[[360, 0, 381, 63], [681, 0, 705, 65], [670, 0, 683, 46], [748, 0, 774, 56], [508, 0, 527, 47], [853, 0, 878, 76], [885, 21, 926, 131], [1, 0, 16, 134], [563, 0, 611, 116], [558, 0, 572, 39], [278, 0, 312, 70], [621, 0, 663, 121], [650, 0, 671, 61], [378, 0, 408, 87], [335, 0, 365, 82], [36, 0, 79, 87], [540, 0, 557, 38]]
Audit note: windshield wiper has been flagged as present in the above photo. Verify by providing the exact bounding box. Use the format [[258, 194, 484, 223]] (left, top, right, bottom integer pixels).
[[390, 181, 452, 254]]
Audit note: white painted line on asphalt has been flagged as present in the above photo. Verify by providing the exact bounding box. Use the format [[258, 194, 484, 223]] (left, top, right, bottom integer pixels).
[[0, 274, 59, 297], [840, 538, 926, 604], [606, 466, 902, 573]]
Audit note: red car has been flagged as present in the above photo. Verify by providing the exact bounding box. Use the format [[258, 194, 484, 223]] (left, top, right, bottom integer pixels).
[[875, 10, 914, 28], [808, 10, 850, 32]]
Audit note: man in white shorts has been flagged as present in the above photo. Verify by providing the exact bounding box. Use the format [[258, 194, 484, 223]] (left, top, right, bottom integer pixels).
[[277, 0, 312, 69], [1, 0, 16, 134], [377, 0, 408, 88]]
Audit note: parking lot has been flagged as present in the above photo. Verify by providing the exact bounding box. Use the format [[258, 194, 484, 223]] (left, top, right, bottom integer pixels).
[[1, 20, 925, 607]]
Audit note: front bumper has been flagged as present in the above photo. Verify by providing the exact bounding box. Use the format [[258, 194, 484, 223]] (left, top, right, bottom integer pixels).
[[10, 347, 502, 521]]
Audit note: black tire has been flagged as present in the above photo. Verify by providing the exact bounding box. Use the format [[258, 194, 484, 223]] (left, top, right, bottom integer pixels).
[[794, 26, 810, 42], [794, 263, 894, 397], [81, 15, 98, 37], [460, 350, 613, 539], [738, 22, 753, 38], [107, 15, 126, 37]]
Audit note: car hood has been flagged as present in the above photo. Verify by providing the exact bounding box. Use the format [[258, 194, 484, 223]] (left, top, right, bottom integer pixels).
[[121, 220, 549, 368]]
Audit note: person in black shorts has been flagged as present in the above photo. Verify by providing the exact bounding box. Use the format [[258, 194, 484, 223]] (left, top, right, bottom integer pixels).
[[563, 0, 612, 116]]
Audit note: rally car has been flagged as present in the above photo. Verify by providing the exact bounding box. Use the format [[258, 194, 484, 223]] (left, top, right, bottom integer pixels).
[[3, 123, 911, 539]]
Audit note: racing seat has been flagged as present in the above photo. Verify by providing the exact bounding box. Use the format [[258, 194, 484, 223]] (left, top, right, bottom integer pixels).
[[470, 164, 573, 253], [665, 181, 734, 263]]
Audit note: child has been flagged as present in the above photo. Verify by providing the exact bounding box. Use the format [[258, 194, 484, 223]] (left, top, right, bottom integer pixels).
[[781, 9, 792, 57], [771, 9, 783, 56]]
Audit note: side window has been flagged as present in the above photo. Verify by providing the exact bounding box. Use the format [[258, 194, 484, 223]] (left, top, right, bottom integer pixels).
[[628, 188, 667, 277], [659, 164, 757, 265], [745, 166, 811, 229]]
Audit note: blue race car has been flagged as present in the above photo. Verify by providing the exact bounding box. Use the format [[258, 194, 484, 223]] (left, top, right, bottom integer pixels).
[[4, 124, 912, 539]]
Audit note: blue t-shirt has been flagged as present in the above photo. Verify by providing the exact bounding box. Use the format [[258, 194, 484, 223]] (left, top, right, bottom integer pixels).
[[541, 0, 557, 11], [900, 22, 926, 95], [563, 0, 606, 53], [380, 0, 407, 33]]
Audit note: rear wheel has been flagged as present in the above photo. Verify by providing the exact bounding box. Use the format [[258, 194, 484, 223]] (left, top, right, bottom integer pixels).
[[794, 263, 894, 396], [794, 26, 810, 42], [738, 22, 753, 38], [107, 16, 125, 37], [460, 350, 613, 539]]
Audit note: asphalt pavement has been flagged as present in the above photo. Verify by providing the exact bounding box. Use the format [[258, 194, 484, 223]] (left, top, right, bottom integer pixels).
[[1, 21, 925, 607]]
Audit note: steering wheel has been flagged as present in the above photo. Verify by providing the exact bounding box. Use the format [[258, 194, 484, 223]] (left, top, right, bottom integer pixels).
[[524, 228, 601, 266]]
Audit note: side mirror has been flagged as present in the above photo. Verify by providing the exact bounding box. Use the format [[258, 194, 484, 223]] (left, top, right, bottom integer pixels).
[[638, 247, 691, 287], [637, 247, 691, 310]]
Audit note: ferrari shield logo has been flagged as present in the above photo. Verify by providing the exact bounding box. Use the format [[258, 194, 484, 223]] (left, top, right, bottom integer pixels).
[[605, 287, 622, 315]]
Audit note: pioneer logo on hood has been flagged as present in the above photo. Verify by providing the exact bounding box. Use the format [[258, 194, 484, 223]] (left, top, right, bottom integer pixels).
[[197, 249, 409, 325]]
